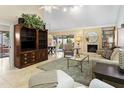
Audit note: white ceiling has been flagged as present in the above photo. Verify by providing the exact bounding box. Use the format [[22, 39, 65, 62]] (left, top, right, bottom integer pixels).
[[0, 5, 42, 25], [0, 5, 122, 31], [43, 5, 121, 31]]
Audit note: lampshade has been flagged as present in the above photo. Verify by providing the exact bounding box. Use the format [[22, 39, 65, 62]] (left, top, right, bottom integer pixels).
[[76, 35, 81, 42], [48, 34, 53, 39]]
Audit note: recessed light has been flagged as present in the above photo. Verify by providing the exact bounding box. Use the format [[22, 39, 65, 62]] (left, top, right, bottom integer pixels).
[[63, 8, 67, 12], [79, 5, 83, 7], [70, 6, 78, 12]]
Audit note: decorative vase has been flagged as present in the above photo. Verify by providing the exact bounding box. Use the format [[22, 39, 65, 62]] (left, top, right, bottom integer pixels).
[[18, 18, 25, 24], [43, 23, 46, 30]]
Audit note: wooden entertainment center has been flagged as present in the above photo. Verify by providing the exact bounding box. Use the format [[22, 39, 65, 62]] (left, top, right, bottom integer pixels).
[[14, 24, 48, 68]]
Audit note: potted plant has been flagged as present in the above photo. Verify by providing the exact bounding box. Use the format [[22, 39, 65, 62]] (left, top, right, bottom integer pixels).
[[19, 13, 45, 30], [5, 32, 9, 38]]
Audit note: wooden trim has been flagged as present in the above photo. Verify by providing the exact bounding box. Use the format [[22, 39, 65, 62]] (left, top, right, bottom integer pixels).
[[117, 28, 119, 46]]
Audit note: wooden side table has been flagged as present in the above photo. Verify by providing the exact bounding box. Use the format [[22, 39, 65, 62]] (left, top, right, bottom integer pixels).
[[93, 63, 124, 85]]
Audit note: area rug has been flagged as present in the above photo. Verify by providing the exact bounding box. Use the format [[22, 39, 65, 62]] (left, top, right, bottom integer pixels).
[[37, 58, 93, 85]]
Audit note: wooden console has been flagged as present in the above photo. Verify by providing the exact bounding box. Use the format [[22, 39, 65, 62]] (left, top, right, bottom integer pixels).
[[14, 24, 48, 68]]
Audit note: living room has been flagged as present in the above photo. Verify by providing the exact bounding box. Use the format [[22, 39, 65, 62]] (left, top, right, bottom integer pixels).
[[1, 2, 124, 91]]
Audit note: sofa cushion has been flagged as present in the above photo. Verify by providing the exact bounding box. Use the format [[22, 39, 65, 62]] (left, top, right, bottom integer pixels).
[[29, 70, 58, 88], [29, 70, 75, 88], [76, 79, 115, 88], [57, 70, 74, 88], [63, 43, 74, 51], [110, 48, 119, 61], [89, 79, 115, 88], [92, 58, 119, 66]]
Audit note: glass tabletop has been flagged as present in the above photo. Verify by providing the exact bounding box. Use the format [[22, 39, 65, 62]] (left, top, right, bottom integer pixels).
[[67, 54, 89, 61]]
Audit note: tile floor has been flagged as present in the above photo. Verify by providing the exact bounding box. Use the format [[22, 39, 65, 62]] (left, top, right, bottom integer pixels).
[[0, 52, 64, 88]]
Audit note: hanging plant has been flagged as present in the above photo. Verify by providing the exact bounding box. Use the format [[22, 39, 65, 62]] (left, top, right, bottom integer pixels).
[[21, 13, 45, 30]]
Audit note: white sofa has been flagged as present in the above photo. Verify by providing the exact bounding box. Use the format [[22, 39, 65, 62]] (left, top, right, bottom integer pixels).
[[57, 70, 74, 88], [90, 48, 120, 66], [57, 70, 114, 88], [29, 70, 114, 88], [29, 70, 75, 88], [77, 79, 114, 88]]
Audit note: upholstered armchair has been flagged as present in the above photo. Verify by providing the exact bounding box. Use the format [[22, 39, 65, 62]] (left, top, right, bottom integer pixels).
[[63, 43, 74, 57]]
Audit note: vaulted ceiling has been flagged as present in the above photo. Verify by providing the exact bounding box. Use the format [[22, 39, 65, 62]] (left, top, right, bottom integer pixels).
[[0, 5, 42, 25], [0, 5, 123, 31], [43, 5, 121, 31]]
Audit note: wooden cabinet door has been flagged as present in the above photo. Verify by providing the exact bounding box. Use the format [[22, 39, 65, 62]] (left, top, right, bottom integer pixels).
[[43, 49, 48, 60], [37, 49, 47, 62], [37, 50, 43, 62]]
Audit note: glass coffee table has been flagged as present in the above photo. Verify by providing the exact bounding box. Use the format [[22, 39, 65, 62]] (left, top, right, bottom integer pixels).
[[66, 54, 89, 72]]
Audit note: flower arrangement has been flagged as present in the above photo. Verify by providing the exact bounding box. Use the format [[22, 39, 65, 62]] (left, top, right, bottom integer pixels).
[[21, 13, 45, 30]]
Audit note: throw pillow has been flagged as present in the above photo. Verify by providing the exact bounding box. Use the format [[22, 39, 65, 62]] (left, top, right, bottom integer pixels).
[[110, 48, 119, 60], [102, 49, 113, 59]]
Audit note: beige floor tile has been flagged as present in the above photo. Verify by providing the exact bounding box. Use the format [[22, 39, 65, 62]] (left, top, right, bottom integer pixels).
[[0, 77, 12, 88], [0, 52, 63, 88]]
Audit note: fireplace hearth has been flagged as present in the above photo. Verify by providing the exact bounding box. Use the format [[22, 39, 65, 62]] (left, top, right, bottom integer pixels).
[[87, 45, 98, 53]]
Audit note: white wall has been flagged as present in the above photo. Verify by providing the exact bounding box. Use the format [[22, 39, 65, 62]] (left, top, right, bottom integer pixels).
[[0, 19, 12, 31], [9, 24, 14, 68], [0, 25, 10, 31], [0, 5, 43, 24], [116, 6, 124, 28], [0, 5, 43, 68]]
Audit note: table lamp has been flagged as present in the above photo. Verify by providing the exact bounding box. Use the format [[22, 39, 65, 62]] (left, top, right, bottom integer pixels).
[[75, 35, 81, 57], [76, 35, 81, 46]]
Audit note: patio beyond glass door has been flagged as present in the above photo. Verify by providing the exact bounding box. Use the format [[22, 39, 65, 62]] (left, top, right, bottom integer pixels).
[[0, 31, 10, 72], [0, 32, 9, 58], [55, 35, 74, 51], [0, 32, 2, 57]]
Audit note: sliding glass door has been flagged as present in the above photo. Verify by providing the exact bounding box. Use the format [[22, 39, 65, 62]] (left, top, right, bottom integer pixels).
[[0, 31, 10, 72], [54, 35, 74, 51], [0, 32, 9, 58], [0, 32, 3, 58]]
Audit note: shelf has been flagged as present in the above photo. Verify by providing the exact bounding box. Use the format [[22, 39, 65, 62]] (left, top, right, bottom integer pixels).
[[21, 41, 36, 42], [102, 27, 115, 49], [21, 36, 36, 38]]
